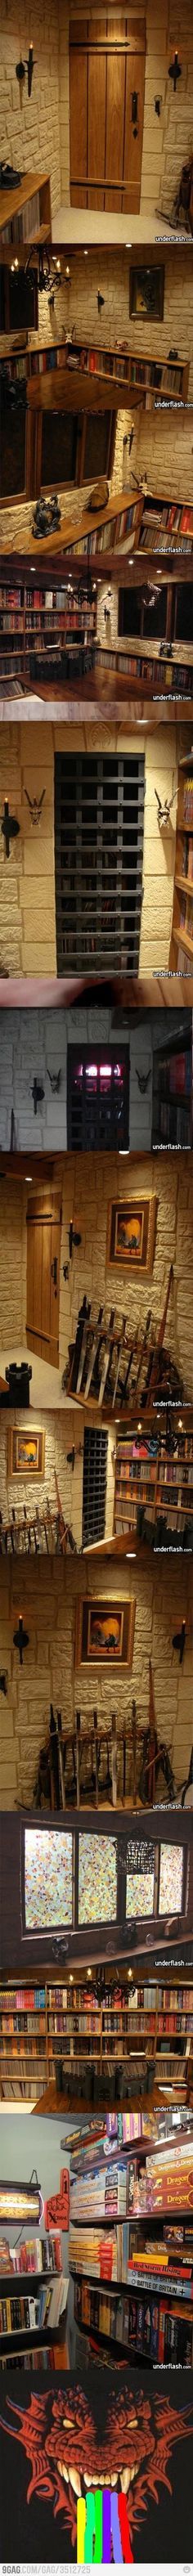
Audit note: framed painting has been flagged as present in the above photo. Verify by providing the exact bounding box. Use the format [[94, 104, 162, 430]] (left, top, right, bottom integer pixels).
[[7, 1427, 45, 1477], [106, 1192, 157, 1275], [75, 1596, 136, 1667], [129, 263, 164, 321]]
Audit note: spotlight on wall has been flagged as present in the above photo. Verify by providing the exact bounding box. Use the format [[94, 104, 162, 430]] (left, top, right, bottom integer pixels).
[[16, 43, 35, 96], [69, 1223, 82, 1261], [1, 798, 20, 859], [168, 51, 182, 92], [31, 1077, 45, 1115], [13, 1613, 29, 1667]]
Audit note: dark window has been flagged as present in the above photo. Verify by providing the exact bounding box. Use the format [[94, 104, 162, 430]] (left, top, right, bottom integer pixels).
[[119, 587, 167, 640], [41, 410, 78, 487], [83, 413, 112, 481], [83, 1427, 108, 1546], [0, 377, 26, 496], [174, 586, 193, 644], [67, 1044, 129, 1149], [55, 751, 145, 972]]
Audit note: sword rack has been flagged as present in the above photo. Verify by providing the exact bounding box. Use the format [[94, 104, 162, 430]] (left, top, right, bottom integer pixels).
[[32, 1698, 171, 1811], [0, 1502, 78, 1555], [63, 1284, 184, 1417]]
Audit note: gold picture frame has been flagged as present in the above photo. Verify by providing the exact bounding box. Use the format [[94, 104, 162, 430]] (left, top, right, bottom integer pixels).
[[7, 1428, 45, 1477], [106, 1193, 158, 1277], [75, 1595, 136, 1668]]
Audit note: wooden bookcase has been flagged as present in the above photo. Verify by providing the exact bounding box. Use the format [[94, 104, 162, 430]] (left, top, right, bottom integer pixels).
[[0, 172, 52, 242], [70, 2125, 193, 2364], [1, 486, 141, 559], [27, 339, 190, 406], [1, 1978, 192, 2103], [169, 754, 193, 967], [114, 1417, 193, 1538]]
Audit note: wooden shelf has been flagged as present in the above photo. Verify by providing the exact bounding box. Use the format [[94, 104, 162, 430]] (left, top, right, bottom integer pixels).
[[0, 172, 51, 238]]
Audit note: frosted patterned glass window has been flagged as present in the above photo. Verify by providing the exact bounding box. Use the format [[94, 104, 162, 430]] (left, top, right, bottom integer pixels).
[[126, 1868, 155, 1917], [25, 1828, 73, 1929], [79, 1833, 117, 1923], [159, 1842, 183, 1915]]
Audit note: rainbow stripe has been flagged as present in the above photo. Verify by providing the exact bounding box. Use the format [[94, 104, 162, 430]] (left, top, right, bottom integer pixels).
[[77, 2490, 133, 2562]]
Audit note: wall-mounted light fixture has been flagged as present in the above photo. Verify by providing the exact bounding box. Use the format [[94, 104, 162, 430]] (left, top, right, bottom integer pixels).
[[155, 96, 163, 115], [13, 1613, 29, 1666], [0, 2179, 43, 2226], [0, 1672, 8, 1696], [16, 43, 35, 96], [168, 51, 182, 92], [31, 1078, 45, 1115], [97, 292, 105, 312], [63, 1223, 82, 1281], [0, 799, 20, 859]]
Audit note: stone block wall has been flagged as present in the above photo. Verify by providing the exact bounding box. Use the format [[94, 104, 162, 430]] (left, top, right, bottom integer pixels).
[[0, 1549, 191, 1806], [0, 0, 62, 220], [1, 1, 193, 226], [0, 1003, 153, 1151], [0, 716, 185, 977], [11, 244, 191, 416], [58, 1150, 193, 1402]]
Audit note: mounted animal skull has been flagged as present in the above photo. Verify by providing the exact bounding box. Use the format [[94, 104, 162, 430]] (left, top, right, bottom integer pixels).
[[25, 788, 46, 827], [155, 776, 177, 826]]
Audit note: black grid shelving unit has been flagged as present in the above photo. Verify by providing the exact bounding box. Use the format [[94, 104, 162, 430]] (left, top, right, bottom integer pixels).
[[55, 752, 145, 972], [67, 1043, 129, 1149], [82, 1425, 108, 1547]]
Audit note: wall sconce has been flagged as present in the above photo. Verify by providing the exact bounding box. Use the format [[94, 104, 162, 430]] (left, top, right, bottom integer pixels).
[[155, 96, 163, 116], [16, 43, 35, 96], [172, 1618, 186, 1663], [13, 1613, 29, 1666], [63, 1224, 82, 1280], [31, 1078, 45, 1115], [1, 799, 20, 858], [0, 2179, 43, 2226], [97, 293, 105, 312], [168, 52, 182, 92], [0, 1672, 8, 1696], [65, 1443, 83, 1470], [65, 263, 72, 285]]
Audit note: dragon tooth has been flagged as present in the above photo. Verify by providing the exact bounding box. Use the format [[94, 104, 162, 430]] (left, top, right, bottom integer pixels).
[[69, 2469, 82, 2498]]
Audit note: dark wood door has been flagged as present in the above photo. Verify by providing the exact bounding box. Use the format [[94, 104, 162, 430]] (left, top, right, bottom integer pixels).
[[26, 1192, 61, 1367], [70, 16, 146, 213]]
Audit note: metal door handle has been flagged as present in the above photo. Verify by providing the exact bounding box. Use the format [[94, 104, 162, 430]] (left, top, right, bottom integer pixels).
[[51, 1257, 57, 1288], [132, 91, 138, 132]]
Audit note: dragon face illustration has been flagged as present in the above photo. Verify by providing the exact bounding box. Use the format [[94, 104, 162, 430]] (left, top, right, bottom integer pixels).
[[1, 2381, 193, 2556]]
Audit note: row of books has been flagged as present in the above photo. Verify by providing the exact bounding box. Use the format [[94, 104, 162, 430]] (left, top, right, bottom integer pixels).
[[28, 345, 186, 390], [74, 2276, 193, 2363], [96, 647, 193, 690], [0, 2345, 54, 2371], [0, 1988, 46, 2008], [2, 2233, 62, 2277], [0, 2278, 66, 2336], [179, 896, 193, 935]]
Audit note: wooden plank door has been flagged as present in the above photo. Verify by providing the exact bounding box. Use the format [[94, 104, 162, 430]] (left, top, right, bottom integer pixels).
[[26, 1192, 61, 1367], [70, 16, 146, 213]]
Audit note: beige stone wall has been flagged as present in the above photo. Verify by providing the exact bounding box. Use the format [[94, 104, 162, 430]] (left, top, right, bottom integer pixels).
[[11, 247, 192, 415], [0, 483, 100, 551], [0, 1178, 27, 1340], [0, 1406, 114, 1549], [1, 1, 193, 224], [0, 0, 61, 221], [0, 1549, 191, 1806], [113, 406, 193, 505], [59, 1150, 193, 1402], [1, 715, 188, 977]]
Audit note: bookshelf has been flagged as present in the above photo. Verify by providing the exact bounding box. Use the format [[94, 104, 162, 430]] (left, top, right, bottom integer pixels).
[[70, 2125, 193, 2365], [27, 339, 190, 407], [0, 2229, 68, 2363], [169, 754, 193, 968], [114, 1417, 193, 1541], [0, 578, 96, 686], [139, 500, 193, 557], [0, 173, 52, 242], [1, 1980, 192, 2103]]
